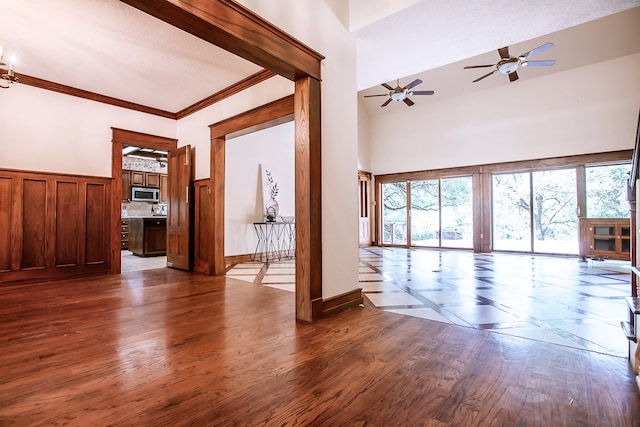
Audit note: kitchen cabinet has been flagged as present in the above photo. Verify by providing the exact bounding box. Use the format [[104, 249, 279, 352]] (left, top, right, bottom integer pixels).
[[131, 171, 145, 186], [581, 218, 630, 261], [146, 172, 160, 188], [160, 174, 169, 203], [122, 170, 166, 202], [121, 218, 129, 250], [122, 170, 131, 201], [128, 217, 167, 257]]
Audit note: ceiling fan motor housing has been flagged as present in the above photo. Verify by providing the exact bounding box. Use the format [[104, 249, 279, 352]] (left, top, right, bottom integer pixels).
[[497, 58, 520, 74], [390, 89, 407, 101]]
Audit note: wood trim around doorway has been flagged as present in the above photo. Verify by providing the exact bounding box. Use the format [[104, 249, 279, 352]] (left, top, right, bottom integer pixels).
[[111, 128, 178, 274], [121, 0, 334, 322]]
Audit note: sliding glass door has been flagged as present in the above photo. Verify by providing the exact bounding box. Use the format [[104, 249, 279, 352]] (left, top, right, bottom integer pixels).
[[440, 177, 473, 248], [381, 177, 473, 249], [381, 182, 407, 245], [492, 169, 577, 254], [532, 169, 577, 254], [410, 180, 439, 247], [492, 173, 531, 251], [377, 158, 629, 254]]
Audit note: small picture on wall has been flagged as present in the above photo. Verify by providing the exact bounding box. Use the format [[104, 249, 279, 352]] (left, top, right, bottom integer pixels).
[[261, 164, 280, 221]]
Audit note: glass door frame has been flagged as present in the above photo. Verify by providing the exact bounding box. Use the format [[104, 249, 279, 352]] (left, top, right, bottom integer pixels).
[[491, 167, 580, 255], [373, 151, 631, 254], [377, 176, 474, 249]]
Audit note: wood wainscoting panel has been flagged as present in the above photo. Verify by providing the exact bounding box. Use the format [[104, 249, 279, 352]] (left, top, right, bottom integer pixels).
[[0, 169, 112, 284], [21, 178, 47, 270], [194, 179, 212, 274], [55, 181, 80, 267], [85, 183, 108, 265], [0, 177, 12, 272]]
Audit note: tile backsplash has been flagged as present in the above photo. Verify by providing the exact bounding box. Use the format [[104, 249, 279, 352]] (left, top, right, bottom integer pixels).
[[123, 157, 167, 174], [122, 201, 157, 217]]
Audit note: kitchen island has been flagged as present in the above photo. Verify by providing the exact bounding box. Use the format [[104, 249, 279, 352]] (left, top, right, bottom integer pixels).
[[127, 216, 167, 257]]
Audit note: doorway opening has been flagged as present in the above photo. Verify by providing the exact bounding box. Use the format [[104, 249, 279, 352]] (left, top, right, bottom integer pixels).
[[120, 145, 169, 272], [110, 128, 178, 274]]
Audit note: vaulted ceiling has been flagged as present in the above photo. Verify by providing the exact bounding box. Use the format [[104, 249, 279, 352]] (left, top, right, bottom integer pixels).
[[1, 0, 639, 117], [359, 5, 640, 115]]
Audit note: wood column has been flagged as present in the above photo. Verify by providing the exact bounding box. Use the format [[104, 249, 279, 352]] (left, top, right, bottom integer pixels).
[[294, 76, 322, 322], [479, 171, 492, 253], [211, 138, 226, 275]]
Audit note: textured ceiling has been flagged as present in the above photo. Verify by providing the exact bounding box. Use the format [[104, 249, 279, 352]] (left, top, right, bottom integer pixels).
[[359, 6, 640, 116], [354, 0, 640, 91], [0, 0, 262, 112], [1, 0, 639, 115]]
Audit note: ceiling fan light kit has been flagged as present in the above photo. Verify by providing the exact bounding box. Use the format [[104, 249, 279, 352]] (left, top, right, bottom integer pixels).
[[464, 42, 556, 83], [364, 78, 435, 107]]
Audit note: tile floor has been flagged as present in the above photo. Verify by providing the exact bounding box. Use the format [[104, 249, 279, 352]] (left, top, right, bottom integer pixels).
[[225, 247, 634, 358], [123, 248, 633, 357], [121, 251, 167, 272], [358, 247, 632, 357]]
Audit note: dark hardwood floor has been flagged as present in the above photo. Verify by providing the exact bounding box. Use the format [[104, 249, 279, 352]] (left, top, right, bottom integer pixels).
[[0, 268, 638, 426]]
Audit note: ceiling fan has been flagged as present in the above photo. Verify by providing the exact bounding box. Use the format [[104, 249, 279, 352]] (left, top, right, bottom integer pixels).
[[364, 79, 435, 107], [464, 42, 556, 83]]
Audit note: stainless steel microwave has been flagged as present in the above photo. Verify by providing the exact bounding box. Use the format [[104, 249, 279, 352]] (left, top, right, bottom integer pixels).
[[131, 186, 160, 202]]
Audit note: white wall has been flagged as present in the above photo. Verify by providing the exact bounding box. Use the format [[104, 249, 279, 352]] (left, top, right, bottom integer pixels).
[[349, 0, 421, 31], [236, 0, 361, 299], [357, 97, 372, 172], [225, 122, 295, 256], [176, 76, 293, 181], [369, 54, 640, 175], [0, 84, 176, 177]]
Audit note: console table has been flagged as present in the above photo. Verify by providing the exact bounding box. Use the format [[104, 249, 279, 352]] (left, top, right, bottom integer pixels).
[[252, 222, 295, 263]]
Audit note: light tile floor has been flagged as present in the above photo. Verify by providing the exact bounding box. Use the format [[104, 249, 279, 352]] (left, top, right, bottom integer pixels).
[[359, 247, 632, 357], [121, 251, 167, 272]]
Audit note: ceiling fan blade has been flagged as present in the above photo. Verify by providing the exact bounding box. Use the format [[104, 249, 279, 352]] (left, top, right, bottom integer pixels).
[[509, 71, 519, 82], [364, 94, 390, 98], [472, 70, 496, 82], [411, 90, 435, 95], [522, 59, 556, 67], [519, 42, 554, 59], [498, 46, 510, 59], [404, 79, 423, 90], [381, 98, 392, 107], [464, 64, 495, 69], [403, 98, 415, 107], [381, 82, 394, 91]]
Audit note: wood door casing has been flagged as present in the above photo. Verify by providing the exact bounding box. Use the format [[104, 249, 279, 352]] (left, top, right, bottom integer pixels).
[[167, 145, 193, 271], [359, 172, 371, 247]]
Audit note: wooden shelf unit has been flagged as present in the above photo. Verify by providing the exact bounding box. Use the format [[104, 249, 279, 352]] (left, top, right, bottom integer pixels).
[[580, 218, 630, 261]]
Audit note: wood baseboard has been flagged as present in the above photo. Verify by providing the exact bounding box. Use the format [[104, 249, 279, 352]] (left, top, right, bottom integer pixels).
[[224, 253, 254, 265], [321, 288, 363, 318]]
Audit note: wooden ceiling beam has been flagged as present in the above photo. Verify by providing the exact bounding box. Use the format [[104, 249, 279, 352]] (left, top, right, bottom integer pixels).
[[119, 0, 324, 82], [209, 95, 293, 139]]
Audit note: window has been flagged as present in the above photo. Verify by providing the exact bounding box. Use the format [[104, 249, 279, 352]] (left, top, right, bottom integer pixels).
[[585, 163, 630, 218]]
